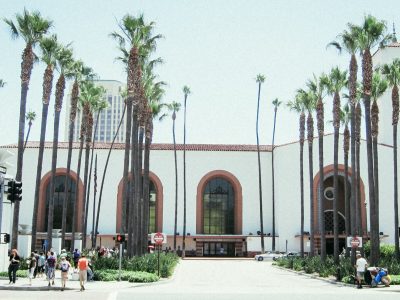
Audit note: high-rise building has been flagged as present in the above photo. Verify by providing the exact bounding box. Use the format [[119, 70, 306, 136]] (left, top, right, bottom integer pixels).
[[64, 80, 127, 143]]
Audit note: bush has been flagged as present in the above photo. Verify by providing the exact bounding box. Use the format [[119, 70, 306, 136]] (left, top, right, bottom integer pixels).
[[93, 269, 158, 282], [0, 270, 28, 278], [92, 252, 179, 278]]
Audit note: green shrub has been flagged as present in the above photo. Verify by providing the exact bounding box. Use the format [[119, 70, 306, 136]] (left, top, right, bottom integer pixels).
[[93, 269, 158, 282], [128, 271, 159, 283], [0, 270, 28, 278]]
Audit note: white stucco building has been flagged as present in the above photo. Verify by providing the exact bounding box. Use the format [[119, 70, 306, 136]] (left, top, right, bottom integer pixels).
[[1, 42, 400, 258]]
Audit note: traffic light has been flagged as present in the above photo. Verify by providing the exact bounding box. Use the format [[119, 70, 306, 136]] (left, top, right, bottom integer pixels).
[[116, 234, 125, 243], [6, 180, 22, 203], [3, 233, 10, 244]]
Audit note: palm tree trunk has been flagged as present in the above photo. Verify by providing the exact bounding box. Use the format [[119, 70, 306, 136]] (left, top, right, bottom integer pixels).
[[137, 125, 145, 255], [333, 92, 340, 264], [46, 74, 65, 250], [173, 115, 178, 250], [182, 94, 189, 257], [62, 80, 79, 250], [129, 110, 139, 256], [91, 155, 97, 248], [12, 44, 34, 249], [371, 99, 380, 260], [23, 121, 32, 152], [300, 112, 305, 258], [317, 98, 325, 261], [394, 124, 399, 258], [142, 118, 152, 255], [71, 125, 85, 252], [307, 113, 315, 256], [95, 104, 126, 245], [31, 65, 53, 251], [84, 110, 101, 249], [271, 107, 278, 251], [343, 126, 350, 257]]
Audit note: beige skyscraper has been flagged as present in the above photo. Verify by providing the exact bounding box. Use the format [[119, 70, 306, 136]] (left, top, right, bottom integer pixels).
[[64, 80, 127, 143]]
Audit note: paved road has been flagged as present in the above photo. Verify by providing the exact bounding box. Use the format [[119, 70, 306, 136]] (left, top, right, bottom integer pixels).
[[1, 259, 400, 300]]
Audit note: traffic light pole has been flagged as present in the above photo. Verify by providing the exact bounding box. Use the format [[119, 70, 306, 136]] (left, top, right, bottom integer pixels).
[[119, 242, 123, 281]]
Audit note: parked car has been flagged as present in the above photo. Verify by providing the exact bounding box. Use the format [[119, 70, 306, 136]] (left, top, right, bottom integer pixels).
[[285, 251, 300, 258], [254, 251, 284, 261]]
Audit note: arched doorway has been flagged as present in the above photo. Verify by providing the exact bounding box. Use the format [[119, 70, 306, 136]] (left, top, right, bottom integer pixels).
[[38, 168, 84, 238], [116, 172, 163, 233], [196, 170, 243, 257], [313, 164, 367, 255]]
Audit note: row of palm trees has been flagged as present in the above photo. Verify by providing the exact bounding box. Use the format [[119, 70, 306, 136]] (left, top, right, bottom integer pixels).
[[287, 15, 399, 265], [5, 9, 192, 257]]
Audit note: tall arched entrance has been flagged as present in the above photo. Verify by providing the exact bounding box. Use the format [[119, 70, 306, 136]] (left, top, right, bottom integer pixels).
[[313, 164, 367, 255], [195, 170, 244, 257]]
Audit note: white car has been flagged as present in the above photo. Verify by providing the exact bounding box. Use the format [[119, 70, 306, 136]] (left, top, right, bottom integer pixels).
[[254, 251, 284, 261]]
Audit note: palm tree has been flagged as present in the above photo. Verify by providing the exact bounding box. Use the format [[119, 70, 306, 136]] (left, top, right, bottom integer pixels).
[[61, 61, 94, 249], [30, 34, 58, 252], [352, 15, 391, 265], [4, 8, 52, 249], [255, 75, 266, 253], [84, 93, 107, 249], [171, 101, 181, 250], [23, 110, 36, 151], [326, 67, 348, 263], [46, 44, 74, 250], [307, 74, 328, 261], [110, 15, 161, 256], [287, 94, 305, 257], [329, 26, 360, 264], [182, 85, 191, 258], [271, 98, 281, 251], [381, 58, 400, 258], [370, 71, 388, 258], [79, 81, 105, 249]]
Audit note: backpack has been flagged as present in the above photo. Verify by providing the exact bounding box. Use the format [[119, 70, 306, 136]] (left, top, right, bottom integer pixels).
[[47, 256, 56, 268], [60, 262, 69, 272]]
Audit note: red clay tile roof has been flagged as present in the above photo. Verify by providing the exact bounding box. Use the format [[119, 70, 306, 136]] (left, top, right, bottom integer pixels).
[[1, 142, 272, 152]]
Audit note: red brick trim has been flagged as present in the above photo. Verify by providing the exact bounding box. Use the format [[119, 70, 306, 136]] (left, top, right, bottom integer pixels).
[[38, 168, 84, 232], [196, 170, 242, 234], [116, 171, 163, 233], [312, 164, 366, 233]]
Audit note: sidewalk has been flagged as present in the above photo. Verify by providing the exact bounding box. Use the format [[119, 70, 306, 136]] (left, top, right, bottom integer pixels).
[[0, 270, 145, 291]]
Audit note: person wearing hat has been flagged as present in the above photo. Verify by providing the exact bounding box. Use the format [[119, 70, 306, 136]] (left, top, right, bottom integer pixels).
[[355, 253, 368, 289], [59, 256, 71, 291]]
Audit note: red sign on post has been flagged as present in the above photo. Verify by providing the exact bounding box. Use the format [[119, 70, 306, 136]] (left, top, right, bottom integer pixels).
[[154, 232, 164, 245], [347, 236, 362, 248]]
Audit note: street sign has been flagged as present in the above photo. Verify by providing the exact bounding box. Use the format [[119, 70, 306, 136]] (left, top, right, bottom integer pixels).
[[347, 236, 362, 248], [153, 232, 164, 245]]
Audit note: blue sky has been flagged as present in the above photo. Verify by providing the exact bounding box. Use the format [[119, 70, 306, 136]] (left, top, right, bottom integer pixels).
[[1, 0, 399, 146]]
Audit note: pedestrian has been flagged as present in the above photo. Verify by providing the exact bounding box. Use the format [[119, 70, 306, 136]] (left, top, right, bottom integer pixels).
[[355, 253, 368, 289], [33, 251, 39, 278], [73, 248, 80, 269], [78, 253, 89, 291], [59, 256, 71, 291], [46, 251, 56, 287], [27, 252, 37, 286], [37, 252, 45, 278], [8, 248, 20, 284]]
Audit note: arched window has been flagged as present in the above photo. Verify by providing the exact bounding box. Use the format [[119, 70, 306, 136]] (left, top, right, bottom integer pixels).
[[38, 168, 84, 233], [44, 175, 76, 232], [116, 172, 163, 233], [203, 178, 235, 234]]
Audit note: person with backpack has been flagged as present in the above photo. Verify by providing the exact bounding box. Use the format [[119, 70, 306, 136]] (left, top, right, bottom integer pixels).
[[37, 252, 45, 278], [46, 251, 56, 287], [59, 256, 71, 291], [73, 248, 80, 269]]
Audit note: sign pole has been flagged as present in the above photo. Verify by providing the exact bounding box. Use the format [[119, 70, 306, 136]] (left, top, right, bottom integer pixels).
[[119, 242, 123, 281], [157, 244, 160, 277]]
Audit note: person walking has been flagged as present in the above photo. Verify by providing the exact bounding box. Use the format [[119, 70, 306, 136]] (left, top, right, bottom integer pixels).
[[46, 251, 56, 287], [59, 256, 71, 291], [73, 248, 80, 269], [355, 253, 368, 289], [8, 249, 20, 284], [27, 252, 37, 285], [37, 252, 45, 278], [78, 254, 89, 291]]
